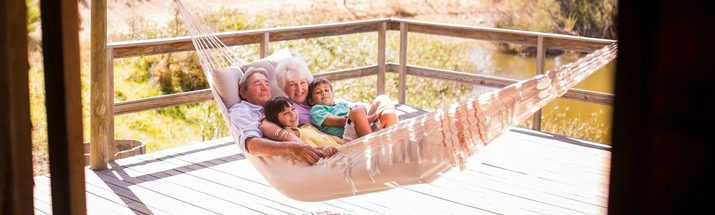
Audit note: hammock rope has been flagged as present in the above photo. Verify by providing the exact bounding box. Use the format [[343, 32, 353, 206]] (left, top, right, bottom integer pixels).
[[173, 0, 617, 201]]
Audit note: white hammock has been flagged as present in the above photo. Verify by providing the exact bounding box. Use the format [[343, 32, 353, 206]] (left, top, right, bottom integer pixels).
[[174, 0, 617, 201]]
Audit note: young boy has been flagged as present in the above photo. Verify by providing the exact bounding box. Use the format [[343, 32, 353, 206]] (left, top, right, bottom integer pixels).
[[308, 77, 384, 140]]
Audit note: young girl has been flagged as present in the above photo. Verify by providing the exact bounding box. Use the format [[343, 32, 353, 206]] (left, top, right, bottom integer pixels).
[[263, 97, 350, 157]]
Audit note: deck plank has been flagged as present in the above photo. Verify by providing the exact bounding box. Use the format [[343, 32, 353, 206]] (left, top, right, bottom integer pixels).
[[147, 141, 357, 214], [133, 152, 312, 214], [34, 175, 127, 215], [82, 171, 174, 215], [97, 155, 268, 215], [152, 139, 471, 215], [176, 136, 599, 215], [33, 112, 611, 214], [32, 181, 53, 215], [214, 139, 523, 214], [430, 167, 606, 214], [454, 166, 607, 213], [479, 142, 610, 195], [84, 168, 220, 215]]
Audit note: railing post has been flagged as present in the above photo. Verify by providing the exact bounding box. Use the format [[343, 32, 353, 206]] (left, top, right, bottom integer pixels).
[[532, 36, 546, 131], [91, 0, 109, 170], [260, 32, 269, 59], [398, 22, 408, 104], [377, 21, 387, 95]]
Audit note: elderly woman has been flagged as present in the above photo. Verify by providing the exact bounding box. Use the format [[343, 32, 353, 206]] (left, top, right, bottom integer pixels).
[[274, 56, 315, 126], [261, 56, 399, 142]]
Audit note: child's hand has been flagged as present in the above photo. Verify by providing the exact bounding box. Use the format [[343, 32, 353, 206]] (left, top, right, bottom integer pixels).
[[367, 108, 384, 122], [342, 137, 353, 143], [318, 146, 338, 157]]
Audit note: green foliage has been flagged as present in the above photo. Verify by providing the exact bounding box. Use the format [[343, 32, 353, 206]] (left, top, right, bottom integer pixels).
[[555, 0, 618, 39], [26, 0, 40, 33], [519, 106, 611, 143], [494, 0, 618, 52], [198, 102, 228, 142]]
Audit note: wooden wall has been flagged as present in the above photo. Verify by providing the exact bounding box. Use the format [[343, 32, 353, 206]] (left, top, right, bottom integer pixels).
[[609, 0, 715, 214], [39, 0, 87, 214], [1, 0, 34, 214]]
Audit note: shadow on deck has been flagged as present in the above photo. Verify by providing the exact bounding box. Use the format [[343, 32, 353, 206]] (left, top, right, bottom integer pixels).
[[34, 104, 611, 215]]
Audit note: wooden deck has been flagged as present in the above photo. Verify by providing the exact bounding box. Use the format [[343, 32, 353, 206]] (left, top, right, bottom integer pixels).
[[33, 105, 611, 215]]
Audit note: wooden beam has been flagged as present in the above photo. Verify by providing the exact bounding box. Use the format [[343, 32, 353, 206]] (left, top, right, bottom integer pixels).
[[532, 36, 546, 131], [108, 18, 615, 59], [39, 0, 86, 214], [390, 19, 614, 52], [109, 19, 388, 58], [90, 0, 109, 170], [1, 0, 34, 214], [377, 21, 387, 95], [100, 18, 619, 119], [114, 90, 215, 115], [314, 65, 379, 81], [398, 22, 408, 104], [113, 65, 381, 116], [402, 64, 615, 106], [110, 61, 614, 118]]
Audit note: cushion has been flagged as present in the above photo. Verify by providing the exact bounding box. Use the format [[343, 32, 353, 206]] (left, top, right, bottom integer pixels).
[[239, 48, 292, 98], [211, 48, 293, 108], [211, 67, 243, 108]]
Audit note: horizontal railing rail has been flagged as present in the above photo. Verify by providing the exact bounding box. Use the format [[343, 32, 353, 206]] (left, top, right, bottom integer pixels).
[[91, 18, 616, 168], [108, 18, 614, 58], [113, 63, 614, 116]]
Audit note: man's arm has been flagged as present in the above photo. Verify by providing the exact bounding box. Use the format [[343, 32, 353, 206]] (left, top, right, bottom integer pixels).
[[245, 137, 324, 166]]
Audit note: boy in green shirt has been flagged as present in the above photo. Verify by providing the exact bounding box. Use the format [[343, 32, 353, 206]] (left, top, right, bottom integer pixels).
[[309, 77, 384, 140]]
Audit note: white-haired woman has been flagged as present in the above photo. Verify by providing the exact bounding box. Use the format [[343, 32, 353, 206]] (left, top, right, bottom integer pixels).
[[274, 56, 315, 126]]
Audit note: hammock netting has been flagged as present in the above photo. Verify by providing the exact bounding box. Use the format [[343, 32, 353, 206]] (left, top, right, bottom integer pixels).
[[174, 0, 617, 201]]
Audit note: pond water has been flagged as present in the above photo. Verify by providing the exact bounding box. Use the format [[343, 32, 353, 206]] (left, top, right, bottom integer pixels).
[[468, 48, 616, 144]]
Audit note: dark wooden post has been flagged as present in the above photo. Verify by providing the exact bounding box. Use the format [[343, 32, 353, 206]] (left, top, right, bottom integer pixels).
[[40, 0, 87, 214], [1, 0, 34, 214], [91, 0, 110, 170]]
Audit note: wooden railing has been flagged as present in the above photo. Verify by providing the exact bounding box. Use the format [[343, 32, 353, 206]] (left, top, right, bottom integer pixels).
[[91, 18, 616, 169]]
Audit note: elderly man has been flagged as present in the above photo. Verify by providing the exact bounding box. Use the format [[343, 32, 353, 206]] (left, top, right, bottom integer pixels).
[[227, 68, 325, 165]]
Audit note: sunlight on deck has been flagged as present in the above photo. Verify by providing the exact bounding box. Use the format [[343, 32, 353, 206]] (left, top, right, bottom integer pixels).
[[34, 125, 610, 214]]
